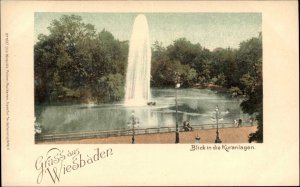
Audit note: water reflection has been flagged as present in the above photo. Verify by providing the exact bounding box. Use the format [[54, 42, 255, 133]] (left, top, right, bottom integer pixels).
[[35, 88, 249, 134]]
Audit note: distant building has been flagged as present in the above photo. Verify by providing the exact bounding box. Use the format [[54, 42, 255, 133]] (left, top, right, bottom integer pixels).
[[212, 47, 224, 52]]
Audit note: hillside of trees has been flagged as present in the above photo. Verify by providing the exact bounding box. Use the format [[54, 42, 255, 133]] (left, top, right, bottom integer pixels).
[[34, 15, 263, 142]]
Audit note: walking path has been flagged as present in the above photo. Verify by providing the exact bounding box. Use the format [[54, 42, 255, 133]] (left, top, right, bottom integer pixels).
[[40, 126, 257, 144]]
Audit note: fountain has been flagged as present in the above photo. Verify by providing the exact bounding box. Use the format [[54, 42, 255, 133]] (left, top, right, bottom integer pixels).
[[124, 14, 151, 106]]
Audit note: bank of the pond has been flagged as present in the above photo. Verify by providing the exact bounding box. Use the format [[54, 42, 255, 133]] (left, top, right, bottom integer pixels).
[[39, 126, 257, 144], [35, 86, 235, 106]]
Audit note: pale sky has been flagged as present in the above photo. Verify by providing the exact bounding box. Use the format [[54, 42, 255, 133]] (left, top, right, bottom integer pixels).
[[35, 13, 261, 50]]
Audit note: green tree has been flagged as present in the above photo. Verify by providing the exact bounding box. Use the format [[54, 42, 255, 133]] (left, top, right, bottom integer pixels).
[[94, 73, 125, 103], [236, 35, 263, 142], [35, 15, 127, 104], [151, 59, 181, 87], [236, 37, 262, 84], [210, 48, 238, 88], [241, 60, 263, 143], [166, 38, 214, 85], [167, 38, 201, 65]]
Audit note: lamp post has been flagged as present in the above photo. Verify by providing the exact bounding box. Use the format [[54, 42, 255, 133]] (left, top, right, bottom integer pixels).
[[128, 111, 139, 144], [215, 106, 222, 143], [175, 72, 180, 144]]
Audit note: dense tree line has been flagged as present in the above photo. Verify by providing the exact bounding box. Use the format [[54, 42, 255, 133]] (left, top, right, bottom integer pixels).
[[151, 36, 262, 93], [35, 15, 262, 142], [35, 15, 128, 104], [151, 34, 262, 142]]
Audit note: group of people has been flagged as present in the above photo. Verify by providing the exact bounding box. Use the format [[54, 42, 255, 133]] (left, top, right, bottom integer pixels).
[[182, 117, 253, 131], [234, 119, 243, 127]]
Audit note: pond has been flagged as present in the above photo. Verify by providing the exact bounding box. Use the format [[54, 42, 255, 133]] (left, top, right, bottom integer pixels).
[[35, 88, 250, 134]]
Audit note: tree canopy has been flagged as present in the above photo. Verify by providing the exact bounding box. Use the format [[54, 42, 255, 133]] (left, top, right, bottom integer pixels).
[[35, 15, 263, 142], [35, 15, 128, 104], [150, 34, 263, 143]]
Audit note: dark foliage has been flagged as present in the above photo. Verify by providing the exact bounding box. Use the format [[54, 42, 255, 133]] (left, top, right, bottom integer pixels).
[[35, 15, 263, 142]]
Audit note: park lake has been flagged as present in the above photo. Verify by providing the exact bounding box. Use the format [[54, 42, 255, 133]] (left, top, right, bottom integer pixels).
[[35, 88, 250, 135], [34, 13, 262, 142]]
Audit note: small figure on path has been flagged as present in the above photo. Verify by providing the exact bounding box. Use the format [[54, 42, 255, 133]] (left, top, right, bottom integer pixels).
[[186, 121, 193, 131], [249, 118, 254, 126], [183, 121, 189, 131], [183, 120, 193, 131], [238, 118, 242, 127], [234, 119, 238, 127], [195, 134, 201, 143]]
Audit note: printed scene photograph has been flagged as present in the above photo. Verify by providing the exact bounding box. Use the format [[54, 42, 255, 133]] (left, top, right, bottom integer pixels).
[[34, 13, 262, 144]]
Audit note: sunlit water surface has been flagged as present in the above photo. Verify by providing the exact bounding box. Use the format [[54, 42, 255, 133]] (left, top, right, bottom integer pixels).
[[35, 88, 250, 134]]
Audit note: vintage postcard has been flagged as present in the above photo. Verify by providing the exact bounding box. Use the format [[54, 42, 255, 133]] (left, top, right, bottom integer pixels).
[[34, 12, 262, 145], [1, 0, 299, 186]]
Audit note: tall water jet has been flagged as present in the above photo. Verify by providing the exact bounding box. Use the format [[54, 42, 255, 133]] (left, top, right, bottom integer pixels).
[[124, 14, 151, 106]]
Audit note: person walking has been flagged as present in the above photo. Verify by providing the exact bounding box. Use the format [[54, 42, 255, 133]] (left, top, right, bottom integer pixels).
[[234, 119, 238, 127], [238, 118, 242, 127]]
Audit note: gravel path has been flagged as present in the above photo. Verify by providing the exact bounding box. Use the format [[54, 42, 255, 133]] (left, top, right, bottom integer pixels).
[[41, 126, 257, 144]]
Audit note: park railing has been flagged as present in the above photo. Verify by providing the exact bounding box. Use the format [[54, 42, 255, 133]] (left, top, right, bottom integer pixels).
[[35, 122, 256, 143]]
